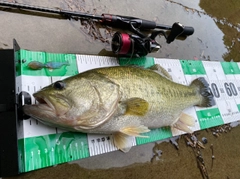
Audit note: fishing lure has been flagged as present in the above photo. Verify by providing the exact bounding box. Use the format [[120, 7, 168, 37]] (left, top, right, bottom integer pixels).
[[27, 61, 45, 70], [27, 61, 69, 70]]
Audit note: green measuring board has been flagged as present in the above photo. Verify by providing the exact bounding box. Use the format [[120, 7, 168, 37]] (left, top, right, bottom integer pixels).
[[19, 132, 89, 172], [196, 108, 224, 129], [16, 50, 240, 173]]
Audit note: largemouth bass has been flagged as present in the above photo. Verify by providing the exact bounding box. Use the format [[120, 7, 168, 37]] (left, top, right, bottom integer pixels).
[[23, 65, 215, 152]]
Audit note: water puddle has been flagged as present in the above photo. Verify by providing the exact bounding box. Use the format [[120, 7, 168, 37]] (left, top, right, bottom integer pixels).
[[199, 0, 240, 62]]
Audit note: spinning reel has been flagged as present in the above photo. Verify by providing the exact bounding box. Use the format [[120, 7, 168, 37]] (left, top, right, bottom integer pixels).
[[111, 22, 194, 57]]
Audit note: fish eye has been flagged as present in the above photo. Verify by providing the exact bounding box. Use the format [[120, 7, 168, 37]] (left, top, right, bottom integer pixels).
[[53, 81, 65, 90]]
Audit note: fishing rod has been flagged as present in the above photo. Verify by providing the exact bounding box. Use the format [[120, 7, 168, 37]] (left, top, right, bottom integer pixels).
[[0, 1, 194, 57]]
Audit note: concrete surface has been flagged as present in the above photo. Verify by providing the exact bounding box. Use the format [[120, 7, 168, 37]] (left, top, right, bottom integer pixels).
[[71, 142, 156, 169]]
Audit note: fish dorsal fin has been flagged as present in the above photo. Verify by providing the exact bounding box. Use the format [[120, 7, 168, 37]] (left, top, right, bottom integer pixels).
[[172, 113, 195, 133], [113, 125, 150, 152], [148, 64, 173, 81], [124, 98, 149, 116]]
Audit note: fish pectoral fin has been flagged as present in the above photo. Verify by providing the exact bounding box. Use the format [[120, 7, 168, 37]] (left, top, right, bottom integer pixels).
[[172, 113, 195, 133], [148, 64, 173, 81], [124, 98, 149, 116], [120, 125, 150, 137]]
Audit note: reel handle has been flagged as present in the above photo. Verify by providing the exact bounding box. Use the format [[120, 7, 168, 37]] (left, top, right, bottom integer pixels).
[[182, 26, 194, 36], [166, 22, 194, 44]]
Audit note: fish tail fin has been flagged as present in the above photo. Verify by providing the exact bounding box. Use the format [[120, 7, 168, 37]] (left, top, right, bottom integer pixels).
[[190, 77, 216, 107]]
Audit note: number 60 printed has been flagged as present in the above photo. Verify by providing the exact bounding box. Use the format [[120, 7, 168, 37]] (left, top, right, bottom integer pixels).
[[210, 82, 238, 98]]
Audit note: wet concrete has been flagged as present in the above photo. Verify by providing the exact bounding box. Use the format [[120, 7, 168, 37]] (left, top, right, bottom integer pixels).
[[1, 0, 240, 178]]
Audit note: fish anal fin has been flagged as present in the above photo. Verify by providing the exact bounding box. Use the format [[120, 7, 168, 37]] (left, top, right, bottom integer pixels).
[[179, 113, 195, 127], [172, 121, 193, 133], [125, 98, 149, 116], [172, 113, 195, 133]]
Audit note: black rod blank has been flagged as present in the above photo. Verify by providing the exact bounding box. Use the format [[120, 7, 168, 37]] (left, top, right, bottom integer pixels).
[[0, 1, 103, 20]]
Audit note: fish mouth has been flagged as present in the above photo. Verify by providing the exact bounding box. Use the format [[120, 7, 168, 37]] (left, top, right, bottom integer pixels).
[[23, 94, 56, 118], [34, 95, 55, 112], [33, 93, 70, 116]]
